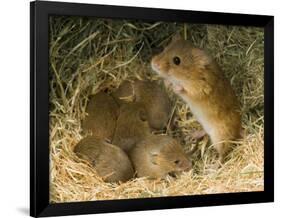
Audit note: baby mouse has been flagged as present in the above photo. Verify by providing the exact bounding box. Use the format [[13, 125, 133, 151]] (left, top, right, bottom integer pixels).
[[129, 134, 193, 179], [134, 80, 172, 130], [112, 102, 151, 153], [82, 92, 119, 142], [151, 34, 242, 162], [113, 79, 172, 130], [74, 136, 134, 183]]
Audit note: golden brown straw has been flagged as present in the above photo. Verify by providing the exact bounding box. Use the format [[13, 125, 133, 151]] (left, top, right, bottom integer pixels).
[[49, 17, 264, 203]]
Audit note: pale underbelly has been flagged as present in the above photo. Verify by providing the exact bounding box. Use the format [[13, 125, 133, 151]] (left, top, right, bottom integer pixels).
[[181, 95, 214, 137]]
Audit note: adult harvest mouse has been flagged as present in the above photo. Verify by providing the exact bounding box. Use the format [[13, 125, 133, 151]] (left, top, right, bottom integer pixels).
[[113, 79, 172, 130], [112, 102, 151, 153], [82, 92, 119, 142], [129, 134, 192, 179], [74, 136, 134, 183], [151, 35, 242, 162]]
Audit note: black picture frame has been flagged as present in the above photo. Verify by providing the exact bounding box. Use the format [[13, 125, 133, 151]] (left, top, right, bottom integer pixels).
[[30, 1, 274, 217]]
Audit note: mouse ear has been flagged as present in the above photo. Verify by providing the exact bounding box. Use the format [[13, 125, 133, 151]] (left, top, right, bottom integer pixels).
[[150, 152, 159, 165], [191, 48, 212, 67], [138, 108, 148, 121]]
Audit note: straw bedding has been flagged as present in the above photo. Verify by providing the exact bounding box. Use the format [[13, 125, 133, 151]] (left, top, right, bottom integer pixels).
[[49, 16, 264, 203]]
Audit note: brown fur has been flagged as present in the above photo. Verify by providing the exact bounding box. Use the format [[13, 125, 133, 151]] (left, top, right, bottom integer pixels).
[[151, 35, 242, 161], [130, 135, 192, 179], [74, 136, 134, 183], [112, 80, 172, 130], [82, 92, 119, 142], [112, 102, 151, 152]]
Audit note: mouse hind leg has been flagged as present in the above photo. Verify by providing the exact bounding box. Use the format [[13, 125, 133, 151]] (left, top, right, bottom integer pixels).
[[211, 124, 242, 162], [214, 141, 231, 163], [211, 132, 234, 163]]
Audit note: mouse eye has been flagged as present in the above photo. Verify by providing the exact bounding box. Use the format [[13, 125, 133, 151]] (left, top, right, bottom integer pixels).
[[173, 56, 181, 65], [174, 160, 180, 164]]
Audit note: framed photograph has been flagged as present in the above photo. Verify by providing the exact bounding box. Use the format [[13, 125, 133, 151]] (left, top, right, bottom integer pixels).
[[30, 1, 274, 217]]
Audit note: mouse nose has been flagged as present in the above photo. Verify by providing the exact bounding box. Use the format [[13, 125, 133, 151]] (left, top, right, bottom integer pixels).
[[151, 58, 159, 67], [151, 60, 161, 72]]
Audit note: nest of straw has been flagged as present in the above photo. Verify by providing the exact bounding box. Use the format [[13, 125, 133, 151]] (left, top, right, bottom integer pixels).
[[49, 16, 264, 203]]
